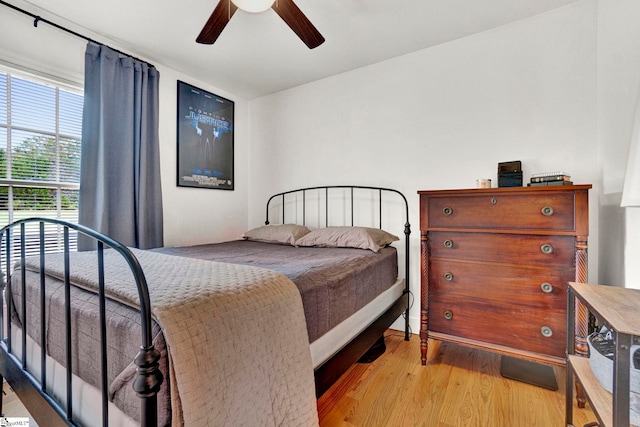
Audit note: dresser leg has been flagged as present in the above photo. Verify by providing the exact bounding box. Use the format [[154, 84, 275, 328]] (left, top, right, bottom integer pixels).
[[420, 329, 428, 365]]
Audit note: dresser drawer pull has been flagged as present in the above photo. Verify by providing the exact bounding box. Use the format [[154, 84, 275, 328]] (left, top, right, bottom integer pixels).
[[444, 272, 454, 281], [540, 326, 553, 338], [541, 206, 554, 216], [540, 282, 553, 293], [491, 197, 497, 205], [443, 310, 453, 320], [540, 244, 553, 254], [443, 239, 454, 248], [443, 207, 453, 216]]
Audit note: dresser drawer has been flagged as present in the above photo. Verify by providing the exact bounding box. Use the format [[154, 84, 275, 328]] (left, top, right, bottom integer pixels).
[[429, 231, 575, 267], [429, 259, 571, 310], [428, 300, 566, 358], [425, 193, 576, 231]]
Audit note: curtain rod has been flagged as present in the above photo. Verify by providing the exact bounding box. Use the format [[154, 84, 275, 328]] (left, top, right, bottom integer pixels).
[[0, 0, 155, 68]]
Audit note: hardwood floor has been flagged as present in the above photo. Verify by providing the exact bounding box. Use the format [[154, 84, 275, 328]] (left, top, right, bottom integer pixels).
[[318, 332, 596, 427], [1, 383, 38, 426], [2, 331, 596, 426]]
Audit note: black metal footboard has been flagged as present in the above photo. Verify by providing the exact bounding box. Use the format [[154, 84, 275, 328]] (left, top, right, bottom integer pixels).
[[265, 185, 412, 396], [0, 218, 162, 427]]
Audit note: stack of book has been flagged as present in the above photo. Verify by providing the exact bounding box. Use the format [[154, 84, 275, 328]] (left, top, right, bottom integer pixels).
[[528, 172, 573, 186]]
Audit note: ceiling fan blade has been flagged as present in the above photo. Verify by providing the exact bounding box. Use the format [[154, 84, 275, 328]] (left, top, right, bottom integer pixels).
[[196, 0, 238, 44], [271, 0, 325, 49]]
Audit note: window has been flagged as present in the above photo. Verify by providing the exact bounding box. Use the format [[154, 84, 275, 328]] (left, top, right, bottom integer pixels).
[[0, 68, 82, 256]]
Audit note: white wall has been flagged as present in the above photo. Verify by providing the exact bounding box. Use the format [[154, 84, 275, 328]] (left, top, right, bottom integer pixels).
[[597, 0, 640, 289], [157, 70, 249, 246], [248, 1, 600, 332], [0, 6, 250, 247], [8, 0, 639, 326]]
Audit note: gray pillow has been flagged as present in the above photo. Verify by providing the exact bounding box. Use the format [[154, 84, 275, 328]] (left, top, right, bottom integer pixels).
[[294, 226, 399, 252], [242, 224, 311, 245]]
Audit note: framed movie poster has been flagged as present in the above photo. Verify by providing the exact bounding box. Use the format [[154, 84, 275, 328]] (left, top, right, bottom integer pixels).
[[176, 80, 234, 190]]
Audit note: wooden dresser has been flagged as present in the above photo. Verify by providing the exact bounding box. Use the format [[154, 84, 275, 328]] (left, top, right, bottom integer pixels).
[[418, 185, 591, 367]]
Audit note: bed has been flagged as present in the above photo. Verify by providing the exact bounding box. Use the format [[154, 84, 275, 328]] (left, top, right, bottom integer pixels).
[[0, 185, 411, 426]]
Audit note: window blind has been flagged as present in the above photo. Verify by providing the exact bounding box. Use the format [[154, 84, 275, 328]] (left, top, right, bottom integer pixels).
[[0, 69, 82, 262]]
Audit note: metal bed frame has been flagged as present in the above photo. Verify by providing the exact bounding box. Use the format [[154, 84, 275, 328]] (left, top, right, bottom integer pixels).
[[0, 185, 411, 424], [265, 185, 411, 396], [0, 219, 162, 427]]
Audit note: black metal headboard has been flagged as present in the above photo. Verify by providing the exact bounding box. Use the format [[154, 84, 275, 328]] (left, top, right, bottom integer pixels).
[[265, 185, 411, 339]]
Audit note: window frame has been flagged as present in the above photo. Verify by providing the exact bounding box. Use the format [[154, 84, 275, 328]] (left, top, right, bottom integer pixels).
[[0, 65, 83, 255]]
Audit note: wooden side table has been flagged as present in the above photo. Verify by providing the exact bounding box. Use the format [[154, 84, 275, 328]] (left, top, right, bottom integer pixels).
[[566, 282, 640, 427]]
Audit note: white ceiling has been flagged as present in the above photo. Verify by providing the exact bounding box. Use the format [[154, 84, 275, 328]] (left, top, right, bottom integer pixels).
[[14, 0, 582, 99]]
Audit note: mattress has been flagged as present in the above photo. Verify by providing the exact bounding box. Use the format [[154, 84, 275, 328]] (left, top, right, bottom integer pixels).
[[9, 240, 399, 425], [153, 240, 399, 342]]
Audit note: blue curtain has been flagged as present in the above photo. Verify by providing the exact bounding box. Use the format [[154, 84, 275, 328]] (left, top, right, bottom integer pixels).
[[79, 43, 163, 249]]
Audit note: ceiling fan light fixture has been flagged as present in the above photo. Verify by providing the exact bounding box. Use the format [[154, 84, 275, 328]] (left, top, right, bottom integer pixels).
[[197, 0, 324, 49], [231, 0, 274, 13]]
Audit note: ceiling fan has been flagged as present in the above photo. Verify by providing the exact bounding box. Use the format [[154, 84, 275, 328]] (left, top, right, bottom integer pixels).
[[196, 0, 325, 49]]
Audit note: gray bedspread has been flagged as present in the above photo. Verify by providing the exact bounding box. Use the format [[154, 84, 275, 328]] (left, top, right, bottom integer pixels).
[[152, 240, 398, 342], [13, 248, 319, 427]]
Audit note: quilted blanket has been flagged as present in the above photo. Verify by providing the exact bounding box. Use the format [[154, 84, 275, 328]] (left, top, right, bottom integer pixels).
[[20, 248, 319, 426]]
